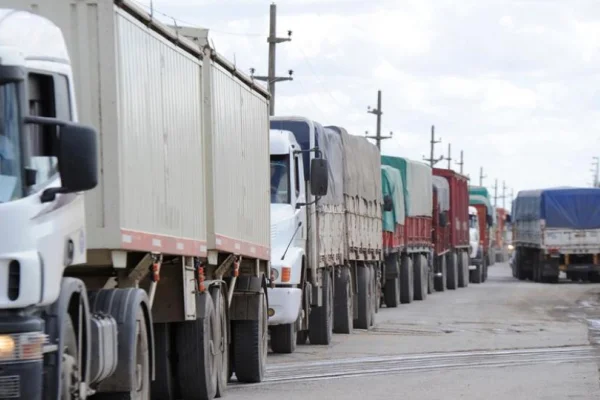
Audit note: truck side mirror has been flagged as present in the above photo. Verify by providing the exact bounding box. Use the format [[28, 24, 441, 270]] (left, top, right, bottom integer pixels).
[[383, 195, 393, 212], [505, 214, 512, 223], [310, 158, 328, 197], [42, 123, 98, 202], [439, 211, 448, 227], [486, 214, 494, 226]]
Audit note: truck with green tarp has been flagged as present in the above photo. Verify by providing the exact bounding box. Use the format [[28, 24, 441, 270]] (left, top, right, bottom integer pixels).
[[381, 156, 433, 304]]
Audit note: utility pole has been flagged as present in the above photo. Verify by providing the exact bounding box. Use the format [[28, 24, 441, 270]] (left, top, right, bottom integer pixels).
[[250, 3, 293, 116], [479, 166, 486, 187], [445, 143, 452, 169], [493, 179, 498, 208], [423, 125, 444, 167], [365, 90, 392, 151], [455, 150, 464, 174], [502, 180, 507, 209]]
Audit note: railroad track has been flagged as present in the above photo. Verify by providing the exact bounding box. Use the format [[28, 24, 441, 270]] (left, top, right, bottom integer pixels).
[[230, 345, 599, 387]]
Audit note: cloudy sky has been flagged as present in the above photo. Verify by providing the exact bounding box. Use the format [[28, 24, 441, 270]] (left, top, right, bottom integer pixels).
[[138, 0, 600, 204]]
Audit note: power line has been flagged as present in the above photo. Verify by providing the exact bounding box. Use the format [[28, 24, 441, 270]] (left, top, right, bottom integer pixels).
[[133, 0, 267, 37]]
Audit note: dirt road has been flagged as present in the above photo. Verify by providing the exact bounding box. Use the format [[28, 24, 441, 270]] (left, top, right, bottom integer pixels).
[[228, 263, 600, 399]]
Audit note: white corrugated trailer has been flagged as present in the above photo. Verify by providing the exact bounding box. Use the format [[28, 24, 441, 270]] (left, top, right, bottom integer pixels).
[[3, 0, 270, 398]]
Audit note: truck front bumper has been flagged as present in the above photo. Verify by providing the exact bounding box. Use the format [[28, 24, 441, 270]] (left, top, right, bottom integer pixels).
[[267, 286, 302, 326], [0, 315, 45, 400]]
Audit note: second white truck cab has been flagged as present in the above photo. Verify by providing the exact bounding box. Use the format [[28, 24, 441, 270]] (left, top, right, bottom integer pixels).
[[268, 129, 328, 353], [469, 206, 480, 266]]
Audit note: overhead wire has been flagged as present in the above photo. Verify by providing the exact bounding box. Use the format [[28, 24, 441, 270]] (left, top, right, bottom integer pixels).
[[132, 0, 266, 37]]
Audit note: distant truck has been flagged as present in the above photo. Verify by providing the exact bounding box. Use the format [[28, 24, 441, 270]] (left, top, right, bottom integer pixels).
[[468, 186, 495, 283], [381, 156, 433, 302], [512, 188, 600, 283], [268, 118, 382, 354], [494, 207, 511, 262], [433, 169, 471, 289]]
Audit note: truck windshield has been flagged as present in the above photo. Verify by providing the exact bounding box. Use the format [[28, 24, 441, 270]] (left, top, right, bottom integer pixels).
[[271, 155, 290, 203], [0, 82, 22, 202], [469, 214, 478, 229]]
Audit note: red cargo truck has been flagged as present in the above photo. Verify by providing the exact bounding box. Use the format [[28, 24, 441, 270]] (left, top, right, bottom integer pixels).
[[432, 176, 452, 291], [494, 208, 509, 262], [433, 168, 471, 288]]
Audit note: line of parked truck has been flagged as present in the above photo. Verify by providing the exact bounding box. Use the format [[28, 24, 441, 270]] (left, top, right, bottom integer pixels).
[[0, 1, 505, 399], [266, 120, 501, 353]]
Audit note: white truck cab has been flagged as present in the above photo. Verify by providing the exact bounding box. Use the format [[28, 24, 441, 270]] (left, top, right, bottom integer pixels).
[[268, 128, 328, 353], [469, 206, 480, 262], [268, 130, 306, 326], [0, 9, 98, 400]]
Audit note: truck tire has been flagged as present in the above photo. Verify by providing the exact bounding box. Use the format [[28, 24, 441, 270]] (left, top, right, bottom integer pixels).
[[414, 254, 428, 301], [434, 255, 447, 292], [176, 293, 217, 399], [270, 323, 297, 354], [400, 255, 414, 304], [354, 265, 371, 329], [470, 265, 483, 284], [232, 292, 268, 383], [384, 277, 400, 307], [297, 330, 309, 345], [482, 255, 488, 282], [334, 265, 353, 334], [309, 269, 333, 344], [384, 256, 400, 307], [150, 323, 176, 400], [458, 251, 469, 288], [373, 263, 381, 315], [210, 286, 229, 397], [92, 293, 151, 400], [369, 264, 376, 327], [427, 256, 434, 295], [447, 251, 458, 290]]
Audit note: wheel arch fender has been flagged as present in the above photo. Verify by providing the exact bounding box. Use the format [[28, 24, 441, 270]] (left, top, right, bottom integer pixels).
[[89, 288, 154, 393], [45, 277, 92, 399]]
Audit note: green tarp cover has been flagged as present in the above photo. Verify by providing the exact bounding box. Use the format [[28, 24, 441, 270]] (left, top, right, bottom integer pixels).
[[381, 165, 405, 232], [469, 194, 496, 224], [469, 186, 490, 199], [381, 156, 409, 214]]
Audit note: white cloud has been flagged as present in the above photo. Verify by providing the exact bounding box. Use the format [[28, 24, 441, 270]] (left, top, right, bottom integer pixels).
[[137, 0, 600, 194]]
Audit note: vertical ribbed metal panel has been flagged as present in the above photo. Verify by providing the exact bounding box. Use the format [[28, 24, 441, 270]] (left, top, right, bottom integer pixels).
[[115, 10, 205, 241], [210, 64, 270, 254]]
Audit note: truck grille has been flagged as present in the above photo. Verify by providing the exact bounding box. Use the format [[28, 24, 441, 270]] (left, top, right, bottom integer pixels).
[[0, 375, 20, 398]]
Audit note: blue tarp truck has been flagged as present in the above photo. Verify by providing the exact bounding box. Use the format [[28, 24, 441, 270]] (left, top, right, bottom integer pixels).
[[512, 187, 600, 283]]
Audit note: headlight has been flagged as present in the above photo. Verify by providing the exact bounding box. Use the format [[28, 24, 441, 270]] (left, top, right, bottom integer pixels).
[[508, 244, 514, 250], [0, 335, 15, 359], [271, 268, 280, 280], [0, 333, 45, 362]]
